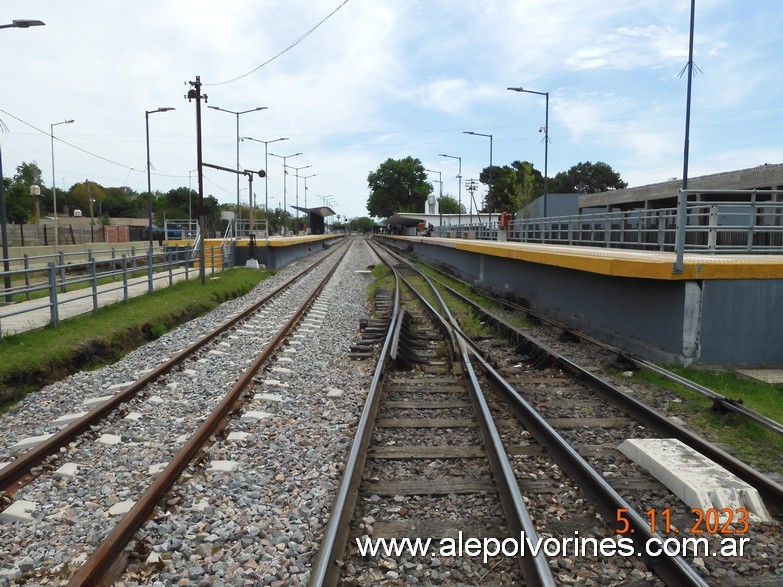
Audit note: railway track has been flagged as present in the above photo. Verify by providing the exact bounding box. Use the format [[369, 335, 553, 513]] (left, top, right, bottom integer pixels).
[[0, 239, 356, 585], [310, 239, 782, 586], [310, 253, 550, 586], [2, 235, 780, 585]]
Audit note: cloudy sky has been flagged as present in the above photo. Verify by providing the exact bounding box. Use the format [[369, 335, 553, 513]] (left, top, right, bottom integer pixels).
[[2, 0, 782, 220]]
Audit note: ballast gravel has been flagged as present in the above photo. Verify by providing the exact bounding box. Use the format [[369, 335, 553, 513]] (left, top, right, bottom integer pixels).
[[0, 238, 383, 586]]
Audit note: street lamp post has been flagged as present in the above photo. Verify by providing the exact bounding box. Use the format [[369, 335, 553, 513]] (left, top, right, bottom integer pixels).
[[50, 119, 74, 247], [425, 169, 443, 230], [507, 86, 549, 217], [240, 137, 288, 230], [463, 131, 493, 212], [439, 154, 462, 227], [145, 107, 175, 249], [208, 105, 267, 237], [1, 19, 45, 295], [287, 164, 311, 235], [301, 173, 317, 234], [269, 152, 301, 236]]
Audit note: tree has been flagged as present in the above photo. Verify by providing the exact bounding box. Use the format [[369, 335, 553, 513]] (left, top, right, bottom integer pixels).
[[11, 162, 44, 221], [71, 180, 108, 221], [103, 186, 143, 218], [438, 194, 461, 214], [3, 180, 33, 225], [550, 161, 627, 194], [13, 162, 45, 187], [366, 156, 432, 218], [352, 216, 376, 233], [479, 161, 543, 212]]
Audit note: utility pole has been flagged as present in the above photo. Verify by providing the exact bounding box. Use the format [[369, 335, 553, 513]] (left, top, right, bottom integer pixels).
[[466, 179, 482, 224], [187, 76, 208, 284]]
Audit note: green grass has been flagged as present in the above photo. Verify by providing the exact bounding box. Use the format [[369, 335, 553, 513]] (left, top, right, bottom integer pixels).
[[0, 267, 269, 411], [368, 264, 394, 313], [634, 368, 783, 474]]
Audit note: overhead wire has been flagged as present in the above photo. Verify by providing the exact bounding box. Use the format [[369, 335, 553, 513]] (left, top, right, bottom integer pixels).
[[204, 0, 351, 87]]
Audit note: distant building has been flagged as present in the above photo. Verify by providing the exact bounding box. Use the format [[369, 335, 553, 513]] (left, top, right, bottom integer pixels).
[[578, 163, 783, 213]]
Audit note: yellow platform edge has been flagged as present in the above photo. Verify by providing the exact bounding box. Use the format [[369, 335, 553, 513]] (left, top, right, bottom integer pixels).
[[381, 235, 783, 281]]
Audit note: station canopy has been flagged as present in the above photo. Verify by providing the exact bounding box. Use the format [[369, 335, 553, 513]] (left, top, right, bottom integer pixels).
[[292, 206, 336, 218]]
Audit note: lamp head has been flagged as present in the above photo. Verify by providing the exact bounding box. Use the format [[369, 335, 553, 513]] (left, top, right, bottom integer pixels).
[[12, 19, 45, 28]]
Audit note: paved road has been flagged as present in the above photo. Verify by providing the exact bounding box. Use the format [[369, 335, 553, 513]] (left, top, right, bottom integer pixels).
[[0, 267, 200, 337]]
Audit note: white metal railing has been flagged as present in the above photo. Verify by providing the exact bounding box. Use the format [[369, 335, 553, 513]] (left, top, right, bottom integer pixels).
[[0, 245, 196, 337], [436, 197, 782, 251]]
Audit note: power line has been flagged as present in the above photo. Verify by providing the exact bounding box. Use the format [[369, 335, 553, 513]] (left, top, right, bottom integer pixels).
[[1, 108, 143, 174], [205, 0, 351, 87]]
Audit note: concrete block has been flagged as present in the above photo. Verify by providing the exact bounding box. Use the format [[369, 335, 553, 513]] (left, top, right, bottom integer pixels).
[[242, 410, 273, 421], [262, 379, 289, 388], [271, 367, 293, 376], [227, 431, 251, 442], [96, 434, 122, 446], [618, 438, 772, 522], [124, 412, 143, 421], [148, 463, 168, 477], [0, 500, 36, 522], [326, 387, 345, 398], [207, 460, 239, 473], [54, 411, 88, 425], [54, 463, 80, 479], [108, 500, 135, 516], [276, 357, 293, 363], [147, 396, 165, 404], [107, 381, 135, 391], [82, 395, 114, 408], [9, 433, 54, 455], [255, 392, 283, 402]]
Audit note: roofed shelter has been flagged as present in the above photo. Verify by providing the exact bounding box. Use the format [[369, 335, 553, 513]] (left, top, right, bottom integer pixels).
[[292, 206, 335, 234]]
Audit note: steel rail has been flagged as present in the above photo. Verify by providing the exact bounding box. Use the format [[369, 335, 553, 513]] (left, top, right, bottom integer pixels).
[[409, 246, 783, 438], [469, 348, 709, 587], [0, 242, 345, 497], [68, 241, 352, 586], [382, 243, 783, 514], [393, 261, 556, 587], [379, 244, 712, 586], [627, 356, 783, 436], [308, 260, 400, 586]]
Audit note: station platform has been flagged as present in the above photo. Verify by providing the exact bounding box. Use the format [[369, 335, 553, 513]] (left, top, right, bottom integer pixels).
[[169, 234, 344, 271], [377, 235, 783, 366]]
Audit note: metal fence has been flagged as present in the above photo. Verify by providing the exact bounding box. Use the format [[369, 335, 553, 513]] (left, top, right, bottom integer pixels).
[[0, 243, 230, 337], [438, 191, 783, 257]]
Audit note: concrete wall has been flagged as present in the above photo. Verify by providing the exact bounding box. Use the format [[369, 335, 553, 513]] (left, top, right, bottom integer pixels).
[[699, 280, 783, 365], [404, 240, 782, 367], [234, 236, 344, 269]]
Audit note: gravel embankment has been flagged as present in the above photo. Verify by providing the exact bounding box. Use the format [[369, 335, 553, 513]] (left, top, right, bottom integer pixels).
[[0, 238, 382, 586]]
